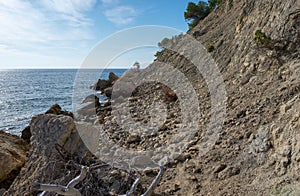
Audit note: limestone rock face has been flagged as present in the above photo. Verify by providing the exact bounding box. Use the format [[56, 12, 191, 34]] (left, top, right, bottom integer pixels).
[[152, 0, 300, 195], [0, 131, 29, 190], [4, 114, 92, 196], [4, 114, 138, 196], [2, 0, 299, 195], [21, 104, 75, 144]]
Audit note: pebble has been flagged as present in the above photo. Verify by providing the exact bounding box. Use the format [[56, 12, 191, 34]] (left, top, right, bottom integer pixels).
[[127, 133, 141, 143]]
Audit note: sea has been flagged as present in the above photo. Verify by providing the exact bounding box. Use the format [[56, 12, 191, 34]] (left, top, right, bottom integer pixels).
[[0, 69, 126, 135]]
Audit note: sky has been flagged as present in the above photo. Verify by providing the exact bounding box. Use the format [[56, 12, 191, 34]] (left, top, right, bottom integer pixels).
[[0, 0, 200, 69]]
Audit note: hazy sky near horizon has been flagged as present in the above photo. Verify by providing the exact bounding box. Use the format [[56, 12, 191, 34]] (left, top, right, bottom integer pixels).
[[0, 0, 199, 69]]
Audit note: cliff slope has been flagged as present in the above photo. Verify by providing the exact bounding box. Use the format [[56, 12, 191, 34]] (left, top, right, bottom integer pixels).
[[3, 0, 300, 195], [153, 0, 300, 195]]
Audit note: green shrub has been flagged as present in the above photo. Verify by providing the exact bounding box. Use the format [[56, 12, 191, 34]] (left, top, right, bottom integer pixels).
[[157, 34, 184, 49], [206, 44, 215, 52], [254, 30, 271, 47], [154, 50, 163, 57], [158, 37, 172, 49], [184, 0, 222, 29]]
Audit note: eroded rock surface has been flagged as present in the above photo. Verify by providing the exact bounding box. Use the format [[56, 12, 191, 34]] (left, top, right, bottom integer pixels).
[[4, 114, 140, 196], [0, 131, 29, 190]]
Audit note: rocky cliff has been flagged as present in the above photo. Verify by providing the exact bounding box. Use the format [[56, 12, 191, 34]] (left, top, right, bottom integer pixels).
[[2, 0, 299, 195], [153, 0, 300, 195], [4, 110, 140, 196]]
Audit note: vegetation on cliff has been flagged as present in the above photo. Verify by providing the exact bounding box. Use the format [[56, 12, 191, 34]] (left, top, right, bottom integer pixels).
[[1, 0, 300, 195], [184, 0, 222, 28]]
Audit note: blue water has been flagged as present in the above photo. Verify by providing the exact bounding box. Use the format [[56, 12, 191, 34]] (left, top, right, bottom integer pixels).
[[0, 69, 126, 135]]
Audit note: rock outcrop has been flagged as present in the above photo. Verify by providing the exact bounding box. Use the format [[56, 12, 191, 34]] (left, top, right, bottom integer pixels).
[[0, 131, 29, 190], [45, 103, 74, 119], [2, 0, 299, 195], [4, 113, 101, 195], [76, 1, 299, 194], [20, 104, 75, 145], [21, 126, 31, 144], [90, 72, 119, 97], [152, 0, 300, 195], [77, 96, 100, 116], [108, 72, 119, 84], [4, 113, 139, 196]]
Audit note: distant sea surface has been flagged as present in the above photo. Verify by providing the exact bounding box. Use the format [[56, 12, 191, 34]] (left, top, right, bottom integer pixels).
[[0, 69, 126, 135]]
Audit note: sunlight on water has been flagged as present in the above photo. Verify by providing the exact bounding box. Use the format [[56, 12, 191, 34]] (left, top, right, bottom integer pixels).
[[0, 69, 126, 135]]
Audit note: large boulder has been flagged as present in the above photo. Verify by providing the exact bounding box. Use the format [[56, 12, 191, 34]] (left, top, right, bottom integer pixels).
[[0, 131, 29, 190], [45, 103, 74, 119], [4, 114, 137, 196], [90, 72, 119, 92], [4, 114, 93, 195], [21, 126, 31, 144], [81, 94, 97, 104], [90, 79, 111, 91], [21, 104, 75, 145], [77, 97, 100, 116], [108, 72, 119, 84]]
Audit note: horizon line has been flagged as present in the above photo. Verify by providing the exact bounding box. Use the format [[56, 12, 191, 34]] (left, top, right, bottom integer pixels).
[[0, 67, 130, 70]]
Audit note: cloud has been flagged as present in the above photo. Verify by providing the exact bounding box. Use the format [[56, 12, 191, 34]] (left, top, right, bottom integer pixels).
[[101, 0, 120, 6], [0, 1, 47, 43], [40, 0, 96, 27], [100, 0, 139, 25], [104, 6, 138, 25], [45, 0, 96, 13], [0, 0, 96, 55]]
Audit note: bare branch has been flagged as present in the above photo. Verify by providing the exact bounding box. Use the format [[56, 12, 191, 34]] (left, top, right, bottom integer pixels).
[[141, 166, 165, 196], [118, 173, 140, 196], [34, 166, 88, 196], [126, 175, 140, 196], [67, 166, 88, 188]]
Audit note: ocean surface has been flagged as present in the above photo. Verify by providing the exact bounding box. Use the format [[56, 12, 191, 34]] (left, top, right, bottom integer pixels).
[[0, 69, 126, 135]]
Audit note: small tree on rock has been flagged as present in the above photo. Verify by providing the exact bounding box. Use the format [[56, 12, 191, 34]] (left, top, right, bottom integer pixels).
[[132, 61, 140, 70], [184, 0, 222, 29]]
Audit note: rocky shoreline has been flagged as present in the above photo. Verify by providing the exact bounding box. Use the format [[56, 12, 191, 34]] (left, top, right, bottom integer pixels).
[[0, 69, 178, 195], [1, 0, 300, 195], [0, 103, 146, 195]]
